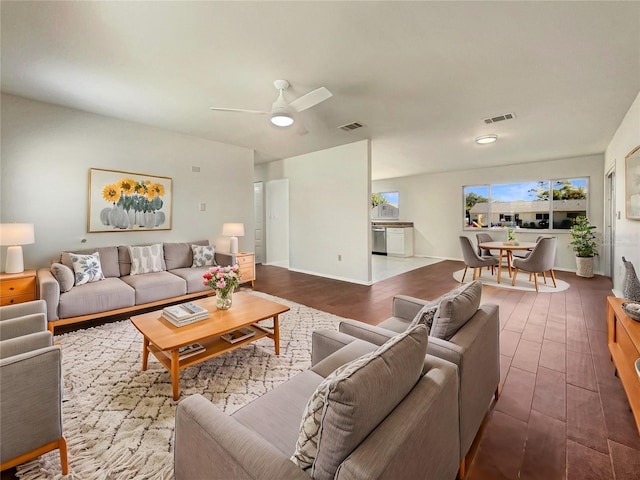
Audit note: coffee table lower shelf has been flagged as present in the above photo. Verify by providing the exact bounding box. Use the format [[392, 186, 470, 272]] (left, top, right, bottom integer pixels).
[[144, 324, 274, 400]]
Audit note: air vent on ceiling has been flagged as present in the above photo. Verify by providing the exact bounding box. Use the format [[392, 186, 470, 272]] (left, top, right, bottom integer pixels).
[[483, 113, 516, 124], [338, 122, 365, 132]]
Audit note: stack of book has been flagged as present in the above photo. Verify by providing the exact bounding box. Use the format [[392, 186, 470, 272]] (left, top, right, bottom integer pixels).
[[162, 302, 209, 327]]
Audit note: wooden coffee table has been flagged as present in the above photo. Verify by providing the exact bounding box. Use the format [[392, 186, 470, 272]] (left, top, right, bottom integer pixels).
[[130, 292, 290, 400]]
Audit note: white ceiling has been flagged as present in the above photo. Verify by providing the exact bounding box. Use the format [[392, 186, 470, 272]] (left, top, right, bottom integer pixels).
[[2, 1, 639, 180]]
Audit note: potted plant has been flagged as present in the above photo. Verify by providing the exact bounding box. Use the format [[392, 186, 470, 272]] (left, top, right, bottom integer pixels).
[[569, 216, 599, 278]]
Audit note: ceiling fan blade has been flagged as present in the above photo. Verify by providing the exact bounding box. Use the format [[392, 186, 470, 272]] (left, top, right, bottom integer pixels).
[[209, 107, 268, 115], [289, 87, 332, 112]]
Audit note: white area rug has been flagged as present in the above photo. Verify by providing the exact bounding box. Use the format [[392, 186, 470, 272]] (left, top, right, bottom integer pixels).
[[452, 268, 570, 293], [16, 292, 345, 480]]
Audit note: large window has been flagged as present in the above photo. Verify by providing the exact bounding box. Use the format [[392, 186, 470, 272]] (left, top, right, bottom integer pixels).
[[464, 178, 588, 230]]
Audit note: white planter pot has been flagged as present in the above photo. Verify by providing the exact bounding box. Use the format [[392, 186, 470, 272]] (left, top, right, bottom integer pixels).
[[576, 256, 594, 278]]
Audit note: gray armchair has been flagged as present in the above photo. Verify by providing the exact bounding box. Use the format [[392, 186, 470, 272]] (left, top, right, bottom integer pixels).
[[459, 236, 498, 281], [313, 294, 500, 479], [512, 237, 557, 291], [0, 301, 67, 474]]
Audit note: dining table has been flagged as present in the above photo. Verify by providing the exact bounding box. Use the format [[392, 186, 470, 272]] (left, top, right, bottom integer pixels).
[[478, 241, 538, 284]]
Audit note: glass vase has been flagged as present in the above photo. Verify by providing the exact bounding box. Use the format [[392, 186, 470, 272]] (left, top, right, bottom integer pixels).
[[215, 287, 234, 310]]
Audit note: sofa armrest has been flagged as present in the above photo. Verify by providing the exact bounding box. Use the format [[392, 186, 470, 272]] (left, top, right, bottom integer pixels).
[[0, 345, 63, 463], [311, 329, 360, 367], [311, 339, 377, 378], [174, 394, 309, 480], [215, 252, 234, 267], [392, 295, 431, 321], [0, 299, 47, 320], [0, 331, 53, 359], [338, 319, 395, 346], [37, 268, 60, 322], [0, 313, 47, 341]]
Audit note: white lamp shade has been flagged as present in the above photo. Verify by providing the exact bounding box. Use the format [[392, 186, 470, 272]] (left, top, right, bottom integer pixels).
[[222, 223, 245, 237], [0, 223, 35, 246]]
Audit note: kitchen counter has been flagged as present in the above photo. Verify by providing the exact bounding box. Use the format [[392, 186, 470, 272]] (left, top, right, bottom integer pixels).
[[371, 222, 414, 227]]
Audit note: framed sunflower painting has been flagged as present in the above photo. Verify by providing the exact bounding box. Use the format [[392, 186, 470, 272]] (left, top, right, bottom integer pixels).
[[88, 168, 173, 232]]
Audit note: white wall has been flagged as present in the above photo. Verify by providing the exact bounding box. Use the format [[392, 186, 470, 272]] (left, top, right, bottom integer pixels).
[[373, 154, 605, 274], [255, 140, 371, 284], [0, 94, 255, 269], [605, 90, 640, 294], [265, 179, 290, 268]]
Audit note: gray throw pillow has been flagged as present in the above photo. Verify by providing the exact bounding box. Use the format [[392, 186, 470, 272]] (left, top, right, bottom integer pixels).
[[430, 280, 482, 340], [291, 324, 428, 480], [409, 282, 469, 330], [51, 262, 75, 292]]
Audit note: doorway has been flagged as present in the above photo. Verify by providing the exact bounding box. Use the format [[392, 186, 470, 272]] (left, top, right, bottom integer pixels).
[[605, 168, 616, 280], [265, 179, 289, 268], [254, 182, 265, 264]]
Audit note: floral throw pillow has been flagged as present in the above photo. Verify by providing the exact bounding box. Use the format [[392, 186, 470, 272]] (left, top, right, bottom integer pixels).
[[191, 244, 216, 268], [69, 252, 105, 286]]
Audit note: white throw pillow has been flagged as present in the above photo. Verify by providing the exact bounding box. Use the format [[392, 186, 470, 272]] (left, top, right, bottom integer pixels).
[[128, 244, 165, 275], [69, 252, 105, 286], [191, 244, 216, 268]]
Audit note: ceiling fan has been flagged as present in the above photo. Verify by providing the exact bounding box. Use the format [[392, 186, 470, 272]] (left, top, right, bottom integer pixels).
[[209, 80, 332, 127]]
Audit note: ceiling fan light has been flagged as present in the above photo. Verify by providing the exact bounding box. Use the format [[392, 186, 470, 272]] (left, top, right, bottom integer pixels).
[[271, 112, 294, 127], [475, 134, 498, 144]]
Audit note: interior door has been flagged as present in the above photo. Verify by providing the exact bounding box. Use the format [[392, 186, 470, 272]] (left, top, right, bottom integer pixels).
[[254, 181, 265, 264], [265, 179, 289, 268]]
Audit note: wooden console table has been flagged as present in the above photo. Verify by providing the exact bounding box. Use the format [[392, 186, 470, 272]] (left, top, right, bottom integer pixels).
[[607, 296, 640, 434]]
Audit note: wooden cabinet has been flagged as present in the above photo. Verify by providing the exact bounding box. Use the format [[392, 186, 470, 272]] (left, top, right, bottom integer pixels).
[[235, 252, 255, 287], [386, 227, 414, 257], [607, 296, 640, 434], [0, 270, 37, 306]]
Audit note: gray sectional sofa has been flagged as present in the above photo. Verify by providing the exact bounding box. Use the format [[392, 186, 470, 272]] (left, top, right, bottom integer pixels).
[[175, 325, 462, 480], [38, 240, 233, 332]]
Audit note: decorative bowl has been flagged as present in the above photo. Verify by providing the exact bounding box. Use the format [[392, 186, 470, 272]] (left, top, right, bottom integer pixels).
[[622, 302, 640, 322]]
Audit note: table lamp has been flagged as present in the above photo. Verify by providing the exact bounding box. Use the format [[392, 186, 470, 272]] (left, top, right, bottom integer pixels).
[[0, 223, 35, 273], [222, 223, 245, 255]]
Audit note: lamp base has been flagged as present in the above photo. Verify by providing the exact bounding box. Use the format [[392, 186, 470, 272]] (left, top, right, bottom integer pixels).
[[229, 236, 239, 255], [5, 245, 25, 274]]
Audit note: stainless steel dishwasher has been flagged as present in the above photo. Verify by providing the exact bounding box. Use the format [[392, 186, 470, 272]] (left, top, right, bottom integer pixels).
[[372, 226, 387, 255]]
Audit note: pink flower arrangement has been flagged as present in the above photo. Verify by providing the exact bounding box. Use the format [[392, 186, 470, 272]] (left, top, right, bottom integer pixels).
[[203, 264, 241, 298]]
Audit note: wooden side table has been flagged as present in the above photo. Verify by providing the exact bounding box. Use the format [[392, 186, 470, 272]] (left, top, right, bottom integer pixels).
[[0, 270, 37, 306], [607, 296, 640, 434], [234, 252, 255, 287]]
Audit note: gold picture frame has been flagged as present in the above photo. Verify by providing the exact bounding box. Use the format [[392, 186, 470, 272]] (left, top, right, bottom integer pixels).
[[625, 145, 640, 220], [88, 168, 173, 232]]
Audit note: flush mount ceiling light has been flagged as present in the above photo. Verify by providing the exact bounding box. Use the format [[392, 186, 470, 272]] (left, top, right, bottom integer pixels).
[[475, 134, 498, 144]]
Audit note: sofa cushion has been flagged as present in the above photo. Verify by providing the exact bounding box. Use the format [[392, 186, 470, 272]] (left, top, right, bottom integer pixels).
[[69, 252, 105, 286], [169, 267, 211, 294], [291, 324, 428, 480], [58, 278, 135, 319], [430, 280, 482, 340], [61, 246, 120, 278], [51, 263, 75, 292], [191, 244, 216, 267], [127, 244, 165, 275], [120, 271, 186, 305], [163, 240, 209, 270]]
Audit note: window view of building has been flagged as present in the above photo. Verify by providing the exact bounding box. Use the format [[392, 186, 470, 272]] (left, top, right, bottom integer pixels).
[[464, 179, 588, 230]]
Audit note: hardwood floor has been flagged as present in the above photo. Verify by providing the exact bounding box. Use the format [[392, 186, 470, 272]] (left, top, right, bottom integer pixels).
[[3, 261, 638, 479], [254, 261, 640, 479]]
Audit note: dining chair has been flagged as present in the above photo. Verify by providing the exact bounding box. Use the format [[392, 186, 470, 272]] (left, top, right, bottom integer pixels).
[[511, 237, 557, 292], [459, 236, 499, 282], [475, 232, 494, 258]]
